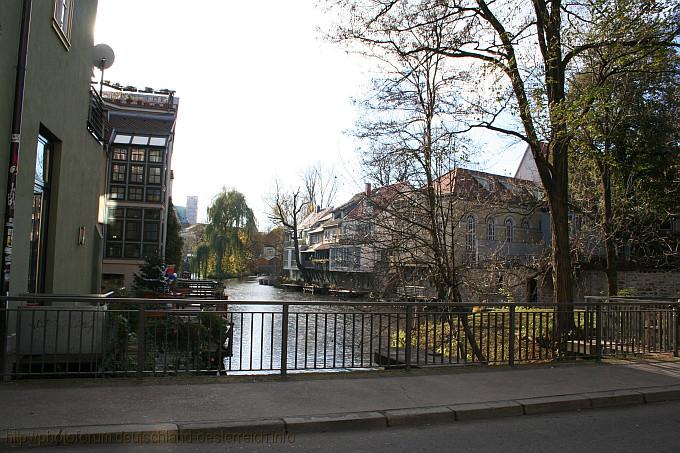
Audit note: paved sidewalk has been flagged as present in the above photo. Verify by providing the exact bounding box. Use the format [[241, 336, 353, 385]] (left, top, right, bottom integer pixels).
[[1, 359, 680, 445]]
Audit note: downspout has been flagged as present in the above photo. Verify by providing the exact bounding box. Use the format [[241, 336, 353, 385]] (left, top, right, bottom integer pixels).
[[1, 0, 32, 378]]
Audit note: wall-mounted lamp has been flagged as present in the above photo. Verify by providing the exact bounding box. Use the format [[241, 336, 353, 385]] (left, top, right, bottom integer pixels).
[[78, 226, 86, 246]]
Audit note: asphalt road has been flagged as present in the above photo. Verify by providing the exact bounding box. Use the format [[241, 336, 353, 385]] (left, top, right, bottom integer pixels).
[[6, 401, 680, 453]]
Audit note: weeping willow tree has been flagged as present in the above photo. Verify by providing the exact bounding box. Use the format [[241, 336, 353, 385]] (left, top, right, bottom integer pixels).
[[204, 189, 257, 278], [192, 243, 211, 278]]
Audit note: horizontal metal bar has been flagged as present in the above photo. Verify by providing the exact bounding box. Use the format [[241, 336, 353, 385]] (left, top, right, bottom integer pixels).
[[3, 295, 679, 308]]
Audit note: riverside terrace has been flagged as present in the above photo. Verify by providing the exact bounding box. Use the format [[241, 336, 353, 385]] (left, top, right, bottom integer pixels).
[[0, 295, 678, 379]]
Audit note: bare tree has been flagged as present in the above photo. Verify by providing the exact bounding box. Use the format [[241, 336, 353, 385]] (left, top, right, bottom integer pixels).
[[303, 163, 339, 210], [328, 0, 679, 337], [267, 181, 311, 282]]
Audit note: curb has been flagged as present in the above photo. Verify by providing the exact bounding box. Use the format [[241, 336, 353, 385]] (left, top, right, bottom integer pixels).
[[3, 384, 680, 447]]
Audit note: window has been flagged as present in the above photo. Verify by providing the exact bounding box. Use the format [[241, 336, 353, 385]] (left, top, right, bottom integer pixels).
[[111, 164, 126, 183], [148, 166, 162, 184], [107, 220, 123, 241], [144, 222, 159, 242], [505, 218, 514, 243], [113, 135, 132, 145], [146, 188, 161, 202], [131, 136, 149, 146], [148, 149, 162, 163], [106, 244, 122, 258], [465, 215, 475, 251], [126, 208, 142, 219], [130, 148, 145, 162], [110, 186, 125, 200], [124, 244, 141, 259], [113, 148, 127, 161], [129, 165, 144, 183], [144, 209, 161, 220], [128, 187, 143, 201], [106, 208, 159, 261], [52, 0, 74, 45], [125, 221, 141, 241], [107, 207, 124, 219], [29, 134, 53, 293], [142, 244, 159, 258], [149, 137, 167, 147], [486, 218, 495, 241]]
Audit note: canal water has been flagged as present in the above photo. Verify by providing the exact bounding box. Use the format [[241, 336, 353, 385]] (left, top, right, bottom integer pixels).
[[221, 278, 392, 374]]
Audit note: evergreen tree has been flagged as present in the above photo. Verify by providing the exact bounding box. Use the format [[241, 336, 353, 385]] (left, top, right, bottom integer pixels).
[[165, 198, 184, 266], [132, 255, 167, 296]]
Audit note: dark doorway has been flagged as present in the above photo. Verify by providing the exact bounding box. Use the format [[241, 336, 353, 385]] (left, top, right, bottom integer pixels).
[[527, 277, 538, 303]]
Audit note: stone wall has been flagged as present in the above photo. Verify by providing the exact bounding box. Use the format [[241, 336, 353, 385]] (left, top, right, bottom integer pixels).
[[577, 270, 680, 300]]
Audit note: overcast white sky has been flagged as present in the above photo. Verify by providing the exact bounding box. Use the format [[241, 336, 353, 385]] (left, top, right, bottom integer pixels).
[[94, 0, 525, 228]]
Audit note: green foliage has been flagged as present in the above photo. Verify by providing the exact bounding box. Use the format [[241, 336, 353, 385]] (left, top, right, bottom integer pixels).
[[132, 255, 167, 296], [165, 198, 184, 266], [617, 288, 637, 297], [191, 242, 211, 278], [203, 188, 257, 278]]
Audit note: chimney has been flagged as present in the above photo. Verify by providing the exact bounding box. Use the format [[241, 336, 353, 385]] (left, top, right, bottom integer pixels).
[[365, 182, 372, 196], [316, 205, 321, 213]]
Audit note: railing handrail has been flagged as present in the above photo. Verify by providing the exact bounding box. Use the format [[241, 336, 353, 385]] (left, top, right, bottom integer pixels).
[[2, 295, 678, 308], [585, 295, 680, 302]]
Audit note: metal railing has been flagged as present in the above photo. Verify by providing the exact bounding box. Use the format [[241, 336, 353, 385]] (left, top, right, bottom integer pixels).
[[0, 295, 678, 379], [87, 86, 110, 144]]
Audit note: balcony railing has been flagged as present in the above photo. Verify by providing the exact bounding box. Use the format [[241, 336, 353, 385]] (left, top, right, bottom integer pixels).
[[87, 86, 110, 144]]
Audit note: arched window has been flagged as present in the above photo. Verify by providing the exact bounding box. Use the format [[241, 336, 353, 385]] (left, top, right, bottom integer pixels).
[[466, 215, 476, 250], [486, 217, 495, 241], [505, 218, 514, 243]]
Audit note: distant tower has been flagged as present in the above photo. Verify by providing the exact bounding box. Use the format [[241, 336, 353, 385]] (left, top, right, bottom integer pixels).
[[186, 196, 198, 225]]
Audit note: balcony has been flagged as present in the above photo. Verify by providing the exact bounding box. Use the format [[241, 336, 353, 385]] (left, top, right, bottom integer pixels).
[[87, 86, 110, 145]]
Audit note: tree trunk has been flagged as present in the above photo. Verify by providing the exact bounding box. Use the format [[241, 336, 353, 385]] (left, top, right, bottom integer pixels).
[[544, 145, 576, 350], [600, 164, 618, 296], [292, 234, 309, 283]]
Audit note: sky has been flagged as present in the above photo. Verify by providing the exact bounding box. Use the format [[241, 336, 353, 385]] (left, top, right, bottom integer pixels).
[[94, 0, 526, 229]]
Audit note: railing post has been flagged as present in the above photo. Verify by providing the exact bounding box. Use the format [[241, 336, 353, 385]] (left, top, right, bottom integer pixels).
[[674, 304, 679, 358], [509, 304, 515, 367], [0, 298, 7, 379], [405, 304, 413, 371], [136, 303, 145, 378], [595, 303, 602, 361], [280, 303, 288, 377]]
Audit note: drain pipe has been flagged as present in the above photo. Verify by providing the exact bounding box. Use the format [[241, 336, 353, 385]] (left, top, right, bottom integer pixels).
[[1, 0, 32, 378], [1, 0, 32, 295]]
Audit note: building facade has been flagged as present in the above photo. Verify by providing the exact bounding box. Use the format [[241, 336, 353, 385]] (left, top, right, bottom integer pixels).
[[186, 195, 198, 225], [0, 0, 106, 295], [100, 88, 179, 289]]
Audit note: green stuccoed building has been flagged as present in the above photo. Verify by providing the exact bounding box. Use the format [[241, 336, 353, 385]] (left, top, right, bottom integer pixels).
[[0, 0, 106, 295]]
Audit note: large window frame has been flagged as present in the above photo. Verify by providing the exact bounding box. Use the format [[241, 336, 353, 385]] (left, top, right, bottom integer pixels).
[[29, 134, 55, 293], [105, 207, 162, 260]]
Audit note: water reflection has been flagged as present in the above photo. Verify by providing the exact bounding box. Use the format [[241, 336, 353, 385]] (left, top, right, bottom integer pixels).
[[221, 278, 388, 374]]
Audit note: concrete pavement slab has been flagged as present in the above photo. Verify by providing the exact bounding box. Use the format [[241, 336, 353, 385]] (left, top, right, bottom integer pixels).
[[517, 394, 591, 415], [384, 406, 455, 427], [449, 401, 524, 420], [637, 384, 680, 403], [59, 423, 178, 444], [283, 412, 386, 433], [177, 418, 285, 435], [583, 389, 645, 408]]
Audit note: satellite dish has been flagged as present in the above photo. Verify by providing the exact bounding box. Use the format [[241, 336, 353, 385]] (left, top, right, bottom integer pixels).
[[92, 43, 115, 70]]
